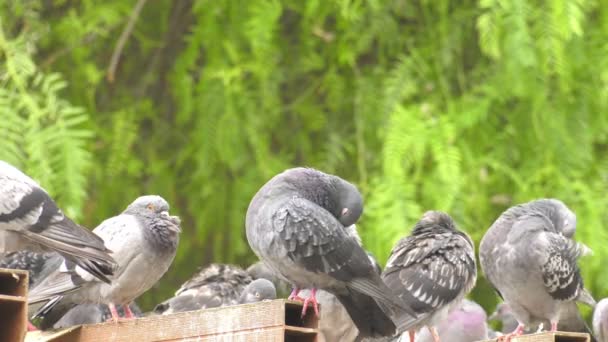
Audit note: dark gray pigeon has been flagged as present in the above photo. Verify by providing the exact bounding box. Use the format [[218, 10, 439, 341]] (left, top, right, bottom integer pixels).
[[381, 211, 477, 341], [154, 263, 253, 315], [594, 298, 608, 342], [245, 167, 416, 338], [28, 195, 180, 326], [479, 199, 595, 339], [0, 250, 54, 286], [238, 278, 277, 304], [52, 302, 142, 329], [0, 160, 115, 282]]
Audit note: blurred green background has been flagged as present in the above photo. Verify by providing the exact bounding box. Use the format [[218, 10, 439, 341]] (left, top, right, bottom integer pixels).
[[1, 0, 607, 320]]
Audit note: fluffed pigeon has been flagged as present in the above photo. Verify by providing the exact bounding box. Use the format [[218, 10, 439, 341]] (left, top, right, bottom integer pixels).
[[154, 263, 253, 314], [0, 250, 53, 286], [28, 195, 180, 326], [0, 160, 115, 282], [414, 299, 488, 342], [238, 278, 277, 304], [594, 299, 608, 342], [246, 167, 416, 338], [381, 211, 477, 342], [52, 302, 142, 329], [479, 199, 595, 340]]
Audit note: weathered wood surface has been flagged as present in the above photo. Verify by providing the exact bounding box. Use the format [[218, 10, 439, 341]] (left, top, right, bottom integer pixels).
[[0, 268, 29, 342], [482, 331, 590, 342], [26, 299, 318, 342]]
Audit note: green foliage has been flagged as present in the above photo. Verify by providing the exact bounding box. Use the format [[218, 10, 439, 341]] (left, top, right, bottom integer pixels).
[[1, 0, 607, 319]]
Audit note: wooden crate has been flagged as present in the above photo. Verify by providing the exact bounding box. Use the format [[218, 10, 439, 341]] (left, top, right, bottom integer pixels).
[[0, 268, 29, 342], [25, 299, 318, 342], [483, 331, 590, 342]]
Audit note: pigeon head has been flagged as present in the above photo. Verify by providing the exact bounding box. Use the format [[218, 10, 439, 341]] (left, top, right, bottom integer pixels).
[[412, 210, 457, 234], [124, 195, 181, 234], [528, 199, 576, 237], [329, 176, 363, 227], [239, 279, 277, 304]]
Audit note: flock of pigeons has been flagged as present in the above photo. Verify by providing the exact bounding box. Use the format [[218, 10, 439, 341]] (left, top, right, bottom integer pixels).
[[0, 161, 606, 342]]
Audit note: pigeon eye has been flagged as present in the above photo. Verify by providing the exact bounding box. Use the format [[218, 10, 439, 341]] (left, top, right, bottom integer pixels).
[[255, 292, 260, 298], [147, 204, 155, 211]]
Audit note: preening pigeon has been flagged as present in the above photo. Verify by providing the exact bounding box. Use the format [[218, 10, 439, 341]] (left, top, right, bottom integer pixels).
[[0, 161, 115, 282], [594, 299, 608, 342], [479, 199, 595, 340], [0, 250, 53, 286], [245, 167, 416, 338], [155, 263, 254, 314], [28, 195, 180, 326], [381, 211, 477, 342], [53, 302, 142, 329]]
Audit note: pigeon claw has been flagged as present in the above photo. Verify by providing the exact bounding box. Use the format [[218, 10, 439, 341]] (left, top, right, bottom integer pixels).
[[27, 321, 38, 332], [301, 288, 319, 318], [496, 323, 524, 342], [288, 287, 304, 301]]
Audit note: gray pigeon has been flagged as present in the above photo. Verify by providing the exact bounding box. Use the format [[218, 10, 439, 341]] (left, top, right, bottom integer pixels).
[[594, 299, 608, 342], [381, 211, 477, 342], [245, 167, 416, 338], [0, 250, 54, 286], [154, 263, 253, 315], [0, 160, 115, 282], [52, 302, 142, 329], [414, 299, 488, 342], [247, 261, 292, 297], [28, 195, 180, 325], [479, 199, 595, 339], [238, 278, 277, 304]]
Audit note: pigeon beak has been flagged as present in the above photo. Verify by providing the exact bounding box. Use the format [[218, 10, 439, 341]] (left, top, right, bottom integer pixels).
[[341, 208, 349, 216]]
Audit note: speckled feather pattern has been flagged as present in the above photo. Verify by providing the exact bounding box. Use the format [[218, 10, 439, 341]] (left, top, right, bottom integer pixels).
[[382, 211, 477, 333]]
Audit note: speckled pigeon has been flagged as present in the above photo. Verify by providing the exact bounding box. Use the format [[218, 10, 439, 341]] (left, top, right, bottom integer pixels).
[[154, 263, 254, 314], [245, 167, 416, 338], [0, 250, 54, 286], [28, 195, 180, 325], [0, 160, 115, 282], [479, 199, 596, 340], [381, 211, 477, 342]]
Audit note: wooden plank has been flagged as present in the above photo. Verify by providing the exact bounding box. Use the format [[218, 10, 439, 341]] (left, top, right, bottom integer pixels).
[[25, 299, 319, 342], [482, 331, 590, 342], [0, 268, 29, 342]]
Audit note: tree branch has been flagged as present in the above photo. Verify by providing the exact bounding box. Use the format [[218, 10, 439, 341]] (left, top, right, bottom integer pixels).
[[107, 0, 148, 83]]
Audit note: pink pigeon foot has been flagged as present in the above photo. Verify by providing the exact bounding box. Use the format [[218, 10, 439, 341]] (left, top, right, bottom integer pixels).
[[301, 288, 319, 318], [550, 320, 558, 332], [123, 304, 135, 319], [497, 323, 525, 342], [288, 287, 305, 302], [106, 303, 121, 322], [27, 321, 38, 331]]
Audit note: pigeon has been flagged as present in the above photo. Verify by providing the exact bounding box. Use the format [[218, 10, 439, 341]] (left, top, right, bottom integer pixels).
[[52, 302, 143, 329], [245, 167, 416, 338], [247, 261, 292, 297], [154, 263, 254, 315], [28, 195, 180, 326], [594, 299, 608, 342], [381, 211, 477, 342], [0, 160, 115, 282], [0, 250, 54, 286], [414, 299, 488, 342], [238, 278, 277, 304], [479, 199, 596, 340]]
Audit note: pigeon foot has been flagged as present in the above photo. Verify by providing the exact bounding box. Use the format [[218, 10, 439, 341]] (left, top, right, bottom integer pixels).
[[496, 323, 524, 342], [123, 304, 135, 319], [288, 287, 305, 302], [428, 326, 440, 342], [27, 321, 38, 331], [550, 320, 558, 332], [301, 288, 319, 318]]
